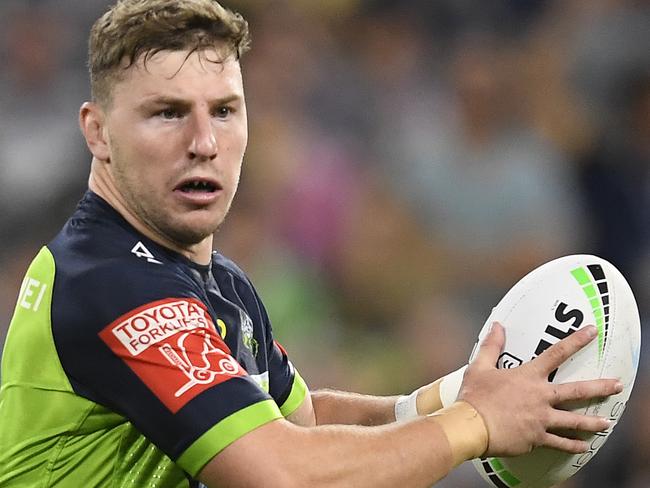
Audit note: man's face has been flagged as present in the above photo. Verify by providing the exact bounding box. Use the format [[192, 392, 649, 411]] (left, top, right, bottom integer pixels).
[[102, 48, 248, 245]]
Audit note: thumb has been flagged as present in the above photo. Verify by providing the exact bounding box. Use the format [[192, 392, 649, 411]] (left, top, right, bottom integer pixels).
[[472, 322, 505, 370]]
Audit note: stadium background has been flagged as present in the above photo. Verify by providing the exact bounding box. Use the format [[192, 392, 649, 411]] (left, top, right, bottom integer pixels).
[[0, 0, 647, 486]]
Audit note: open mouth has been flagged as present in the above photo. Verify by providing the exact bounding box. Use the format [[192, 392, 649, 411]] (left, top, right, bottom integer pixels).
[[175, 179, 221, 193]]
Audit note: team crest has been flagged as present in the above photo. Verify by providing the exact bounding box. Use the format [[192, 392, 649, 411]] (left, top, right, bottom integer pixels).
[[239, 309, 258, 357]]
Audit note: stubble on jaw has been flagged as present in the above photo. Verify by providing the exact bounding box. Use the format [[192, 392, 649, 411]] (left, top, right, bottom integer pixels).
[[107, 139, 226, 247]]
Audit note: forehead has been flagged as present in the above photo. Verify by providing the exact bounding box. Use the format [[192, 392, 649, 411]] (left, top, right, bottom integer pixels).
[[112, 48, 243, 103]]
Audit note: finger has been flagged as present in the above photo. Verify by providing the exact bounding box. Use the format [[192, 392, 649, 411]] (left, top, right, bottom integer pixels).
[[472, 322, 505, 370], [541, 432, 589, 454], [546, 410, 610, 433], [533, 325, 597, 376], [551, 379, 623, 405]]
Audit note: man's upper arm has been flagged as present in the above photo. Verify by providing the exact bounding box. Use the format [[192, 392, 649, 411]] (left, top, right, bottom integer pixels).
[[51, 259, 283, 477], [198, 417, 299, 487], [285, 389, 316, 426]]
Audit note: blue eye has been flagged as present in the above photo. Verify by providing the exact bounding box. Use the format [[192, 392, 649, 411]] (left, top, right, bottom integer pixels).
[[160, 109, 181, 119]]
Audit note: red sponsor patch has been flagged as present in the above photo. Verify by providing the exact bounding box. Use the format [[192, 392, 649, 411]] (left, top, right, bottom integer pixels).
[[99, 298, 246, 413]]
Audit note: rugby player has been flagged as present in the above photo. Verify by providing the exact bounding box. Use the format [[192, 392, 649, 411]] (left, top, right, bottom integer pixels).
[[0, 1, 622, 487]]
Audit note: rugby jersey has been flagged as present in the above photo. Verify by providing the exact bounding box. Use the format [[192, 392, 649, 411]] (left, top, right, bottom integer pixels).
[[0, 191, 308, 487]]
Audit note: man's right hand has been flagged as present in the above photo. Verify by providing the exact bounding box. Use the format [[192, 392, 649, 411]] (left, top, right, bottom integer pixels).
[[458, 322, 623, 457]]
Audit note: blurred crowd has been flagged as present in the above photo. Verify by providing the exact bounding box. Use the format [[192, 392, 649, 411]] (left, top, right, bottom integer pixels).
[[0, 0, 648, 486]]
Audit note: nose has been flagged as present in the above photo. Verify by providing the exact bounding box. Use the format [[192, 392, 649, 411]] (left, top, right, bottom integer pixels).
[[188, 111, 217, 161]]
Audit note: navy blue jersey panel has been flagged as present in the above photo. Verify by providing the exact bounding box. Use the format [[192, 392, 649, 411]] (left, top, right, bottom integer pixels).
[[46, 191, 286, 461]]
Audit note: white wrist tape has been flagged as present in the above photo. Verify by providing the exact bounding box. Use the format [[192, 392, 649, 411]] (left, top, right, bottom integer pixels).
[[439, 365, 467, 408], [394, 388, 419, 422], [395, 365, 468, 422]]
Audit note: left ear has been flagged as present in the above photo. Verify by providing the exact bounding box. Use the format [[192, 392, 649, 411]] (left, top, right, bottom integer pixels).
[[79, 101, 111, 162]]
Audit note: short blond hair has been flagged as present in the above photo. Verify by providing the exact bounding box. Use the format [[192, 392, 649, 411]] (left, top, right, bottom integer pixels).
[[88, 0, 251, 106]]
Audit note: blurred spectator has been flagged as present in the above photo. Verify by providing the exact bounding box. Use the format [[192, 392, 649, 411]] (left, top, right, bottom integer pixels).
[[569, 0, 650, 131], [576, 70, 650, 308], [0, 3, 88, 247], [368, 30, 585, 328]]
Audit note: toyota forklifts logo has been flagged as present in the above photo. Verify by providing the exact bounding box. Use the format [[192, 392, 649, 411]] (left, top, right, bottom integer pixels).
[[159, 328, 242, 398], [100, 298, 246, 412]]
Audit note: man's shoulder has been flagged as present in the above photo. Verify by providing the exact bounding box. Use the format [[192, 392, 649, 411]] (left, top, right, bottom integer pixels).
[[49, 191, 165, 267], [50, 223, 193, 295], [46, 194, 205, 330]]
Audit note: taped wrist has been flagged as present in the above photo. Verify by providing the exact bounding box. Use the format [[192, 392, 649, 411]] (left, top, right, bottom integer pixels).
[[394, 388, 419, 422], [439, 365, 466, 408], [427, 401, 488, 467], [395, 365, 468, 422]]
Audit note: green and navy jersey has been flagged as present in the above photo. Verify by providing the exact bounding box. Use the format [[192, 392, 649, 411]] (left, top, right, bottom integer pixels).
[[0, 191, 308, 487]]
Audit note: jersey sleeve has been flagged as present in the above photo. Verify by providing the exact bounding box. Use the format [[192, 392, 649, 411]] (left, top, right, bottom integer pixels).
[[250, 286, 309, 418], [269, 340, 309, 417], [51, 254, 282, 477]]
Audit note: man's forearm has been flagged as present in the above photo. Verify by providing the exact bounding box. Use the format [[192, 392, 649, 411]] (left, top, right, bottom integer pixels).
[[310, 373, 451, 426], [311, 389, 399, 426], [289, 403, 486, 487], [200, 401, 488, 488]]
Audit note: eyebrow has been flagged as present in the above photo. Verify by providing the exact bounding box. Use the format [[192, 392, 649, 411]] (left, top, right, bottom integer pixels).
[[140, 94, 242, 107]]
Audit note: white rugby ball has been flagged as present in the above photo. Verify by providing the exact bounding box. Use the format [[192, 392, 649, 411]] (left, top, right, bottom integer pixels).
[[448, 255, 641, 488]]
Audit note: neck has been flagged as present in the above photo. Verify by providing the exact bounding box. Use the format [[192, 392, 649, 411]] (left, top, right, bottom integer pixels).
[[88, 161, 214, 265]]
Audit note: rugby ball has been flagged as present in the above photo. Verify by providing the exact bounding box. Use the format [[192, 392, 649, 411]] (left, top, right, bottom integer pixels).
[[443, 255, 641, 488]]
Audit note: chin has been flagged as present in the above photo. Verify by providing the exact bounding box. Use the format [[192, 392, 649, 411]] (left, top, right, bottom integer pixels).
[[169, 225, 216, 245], [165, 218, 221, 246], [150, 205, 226, 246]]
